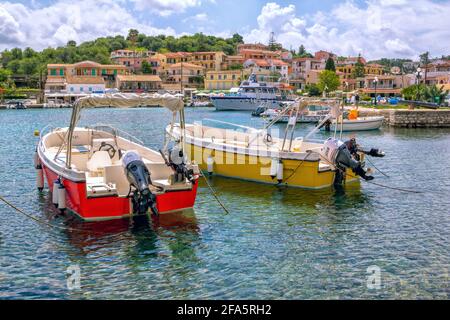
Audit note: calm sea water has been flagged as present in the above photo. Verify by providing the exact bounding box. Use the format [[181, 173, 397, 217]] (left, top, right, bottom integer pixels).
[[0, 107, 448, 299]]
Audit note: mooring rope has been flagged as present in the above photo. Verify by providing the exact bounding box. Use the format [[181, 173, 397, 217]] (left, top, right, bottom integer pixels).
[[365, 156, 390, 178], [314, 152, 424, 194], [0, 194, 107, 234], [200, 173, 230, 214]]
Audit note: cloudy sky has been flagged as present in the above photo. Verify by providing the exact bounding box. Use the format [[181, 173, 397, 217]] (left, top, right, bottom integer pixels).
[[0, 0, 449, 60]]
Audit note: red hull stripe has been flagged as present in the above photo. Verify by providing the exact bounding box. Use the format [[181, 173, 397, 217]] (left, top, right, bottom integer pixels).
[[41, 164, 198, 220]]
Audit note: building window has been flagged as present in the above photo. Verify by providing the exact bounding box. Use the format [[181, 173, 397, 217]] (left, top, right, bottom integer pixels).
[[92, 69, 96, 76], [224, 75, 227, 80], [114, 70, 117, 75], [89, 87, 92, 92], [232, 75, 236, 80], [70, 87, 74, 92], [50, 69, 57, 76], [80, 87, 83, 92], [218, 75, 222, 80], [59, 69, 64, 76], [102, 69, 106, 75], [210, 75, 214, 80]]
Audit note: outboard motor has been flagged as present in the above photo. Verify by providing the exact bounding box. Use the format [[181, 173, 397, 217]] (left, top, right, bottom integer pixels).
[[160, 145, 195, 183], [321, 137, 374, 185], [122, 150, 158, 216]]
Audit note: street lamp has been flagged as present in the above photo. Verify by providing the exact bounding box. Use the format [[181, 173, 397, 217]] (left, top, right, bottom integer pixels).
[[415, 67, 422, 85], [373, 76, 379, 106]]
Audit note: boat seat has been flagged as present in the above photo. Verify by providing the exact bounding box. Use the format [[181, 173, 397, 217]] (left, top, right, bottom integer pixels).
[[152, 179, 192, 191], [87, 151, 112, 172]]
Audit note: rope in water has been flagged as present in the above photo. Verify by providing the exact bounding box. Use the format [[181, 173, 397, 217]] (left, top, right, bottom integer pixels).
[[200, 173, 230, 214], [365, 156, 390, 178], [314, 152, 424, 194], [0, 194, 96, 233]]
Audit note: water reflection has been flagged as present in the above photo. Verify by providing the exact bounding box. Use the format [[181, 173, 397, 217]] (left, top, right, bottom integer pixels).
[[201, 175, 372, 213]]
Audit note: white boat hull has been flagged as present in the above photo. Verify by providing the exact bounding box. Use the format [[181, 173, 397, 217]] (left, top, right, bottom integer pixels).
[[211, 97, 287, 111], [327, 116, 384, 131]]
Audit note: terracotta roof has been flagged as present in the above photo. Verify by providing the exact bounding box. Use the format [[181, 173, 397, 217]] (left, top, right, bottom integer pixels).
[[270, 59, 288, 66], [245, 59, 270, 67], [169, 62, 205, 69], [45, 76, 66, 83], [48, 64, 69, 67], [165, 52, 193, 58], [72, 60, 102, 68], [116, 75, 162, 82], [66, 76, 105, 84]]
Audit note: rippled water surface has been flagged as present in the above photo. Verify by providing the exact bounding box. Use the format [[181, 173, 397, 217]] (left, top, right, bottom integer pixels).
[[0, 107, 449, 299]]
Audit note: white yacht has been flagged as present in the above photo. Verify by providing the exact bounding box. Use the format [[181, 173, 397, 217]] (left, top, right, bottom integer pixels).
[[210, 74, 293, 111]]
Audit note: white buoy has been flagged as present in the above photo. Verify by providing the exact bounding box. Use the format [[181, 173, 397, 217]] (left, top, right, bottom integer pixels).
[[52, 179, 60, 207], [270, 158, 279, 179], [277, 161, 284, 183], [36, 164, 44, 191], [57, 182, 66, 212], [33, 150, 39, 168], [207, 156, 214, 175]]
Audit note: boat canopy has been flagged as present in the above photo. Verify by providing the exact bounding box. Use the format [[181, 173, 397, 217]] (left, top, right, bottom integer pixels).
[[73, 92, 184, 113], [63, 93, 185, 168]]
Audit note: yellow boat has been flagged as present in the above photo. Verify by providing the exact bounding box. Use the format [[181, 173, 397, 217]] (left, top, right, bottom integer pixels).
[[167, 99, 368, 189]]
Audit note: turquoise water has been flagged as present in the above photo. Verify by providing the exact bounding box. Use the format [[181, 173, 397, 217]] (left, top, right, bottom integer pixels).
[[0, 107, 448, 299]]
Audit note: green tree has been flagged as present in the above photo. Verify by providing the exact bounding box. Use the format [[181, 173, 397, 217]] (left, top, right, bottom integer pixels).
[[141, 60, 152, 74], [351, 54, 365, 79], [318, 70, 340, 93], [402, 84, 428, 101], [298, 45, 306, 56], [305, 84, 322, 96], [127, 29, 139, 48], [419, 51, 430, 83], [0, 68, 11, 83], [325, 57, 336, 71], [11, 48, 23, 60], [67, 40, 77, 47]]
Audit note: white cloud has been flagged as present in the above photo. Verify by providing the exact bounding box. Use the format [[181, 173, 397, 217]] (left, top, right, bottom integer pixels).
[[130, 0, 206, 17], [182, 12, 208, 23], [244, 0, 450, 59], [0, 0, 175, 50]]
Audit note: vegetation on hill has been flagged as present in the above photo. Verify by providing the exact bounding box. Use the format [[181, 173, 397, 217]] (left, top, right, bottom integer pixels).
[[0, 31, 244, 78]]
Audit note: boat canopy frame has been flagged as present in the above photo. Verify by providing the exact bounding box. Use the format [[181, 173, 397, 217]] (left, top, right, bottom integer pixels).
[[247, 97, 343, 150], [59, 92, 186, 169]]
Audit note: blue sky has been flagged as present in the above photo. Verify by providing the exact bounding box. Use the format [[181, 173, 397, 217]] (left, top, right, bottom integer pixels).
[[1, 0, 449, 59]]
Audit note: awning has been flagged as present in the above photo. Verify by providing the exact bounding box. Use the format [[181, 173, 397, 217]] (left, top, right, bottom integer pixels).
[[73, 92, 184, 112]]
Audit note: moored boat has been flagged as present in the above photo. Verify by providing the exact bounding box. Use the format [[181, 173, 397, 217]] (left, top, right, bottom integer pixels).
[[210, 74, 294, 111], [168, 98, 385, 189], [322, 116, 384, 131], [35, 93, 199, 221]]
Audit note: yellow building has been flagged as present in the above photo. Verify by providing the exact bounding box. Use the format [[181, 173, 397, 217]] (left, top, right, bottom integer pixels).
[[190, 51, 226, 71], [336, 63, 384, 77], [205, 70, 242, 90]]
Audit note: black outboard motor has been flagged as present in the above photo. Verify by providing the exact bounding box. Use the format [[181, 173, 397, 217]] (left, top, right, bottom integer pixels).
[[122, 151, 158, 216], [160, 146, 195, 183], [321, 137, 376, 185]]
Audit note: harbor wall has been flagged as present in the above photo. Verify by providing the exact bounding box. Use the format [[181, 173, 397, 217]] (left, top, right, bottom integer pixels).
[[358, 108, 450, 128]]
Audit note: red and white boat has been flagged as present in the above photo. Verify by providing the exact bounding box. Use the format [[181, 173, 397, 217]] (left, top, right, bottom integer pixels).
[[34, 93, 199, 221]]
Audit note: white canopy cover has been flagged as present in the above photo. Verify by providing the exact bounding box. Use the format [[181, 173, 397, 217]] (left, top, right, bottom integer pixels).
[[73, 92, 184, 112]]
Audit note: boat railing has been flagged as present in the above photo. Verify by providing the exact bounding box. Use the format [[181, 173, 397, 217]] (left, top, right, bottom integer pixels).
[[87, 124, 144, 145]]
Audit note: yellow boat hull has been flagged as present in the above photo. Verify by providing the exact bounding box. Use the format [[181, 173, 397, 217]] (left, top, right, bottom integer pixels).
[[185, 143, 358, 189]]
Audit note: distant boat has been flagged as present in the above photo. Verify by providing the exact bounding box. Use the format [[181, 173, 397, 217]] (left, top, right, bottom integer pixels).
[[261, 105, 330, 123], [322, 116, 384, 131], [210, 74, 293, 111]]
